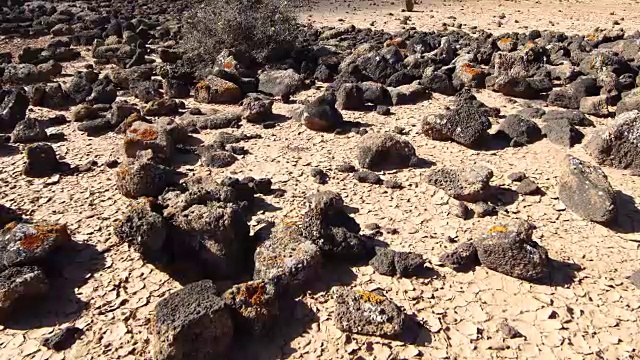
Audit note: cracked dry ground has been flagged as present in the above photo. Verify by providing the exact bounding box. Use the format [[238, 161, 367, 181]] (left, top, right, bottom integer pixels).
[[1, 75, 640, 359]]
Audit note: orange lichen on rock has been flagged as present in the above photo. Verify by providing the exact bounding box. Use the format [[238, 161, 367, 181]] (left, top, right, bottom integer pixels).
[[4, 221, 18, 231], [132, 126, 158, 141], [237, 282, 267, 306], [498, 37, 512, 44], [356, 290, 385, 304], [488, 225, 508, 234], [461, 63, 482, 76], [586, 33, 598, 41], [20, 224, 69, 250]]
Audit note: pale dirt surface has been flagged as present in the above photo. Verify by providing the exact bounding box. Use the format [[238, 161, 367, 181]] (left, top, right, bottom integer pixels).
[[1, 1, 640, 359], [307, 0, 640, 35]]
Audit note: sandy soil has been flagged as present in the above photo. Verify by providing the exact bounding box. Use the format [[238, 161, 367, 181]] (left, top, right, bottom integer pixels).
[[1, 0, 640, 359], [307, 0, 640, 35]]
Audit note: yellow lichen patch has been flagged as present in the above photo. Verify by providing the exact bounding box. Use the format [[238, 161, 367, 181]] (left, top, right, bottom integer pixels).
[[20, 224, 69, 251], [281, 219, 299, 227], [488, 225, 508, 234], [356, 290, 385, 304], [461, 63, 482, 76], [586, 34, 598, 41]]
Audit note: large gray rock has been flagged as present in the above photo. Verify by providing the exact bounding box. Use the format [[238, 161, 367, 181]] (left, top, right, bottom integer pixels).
[[253, 223, 322, 293], [542, 118, 584, 147], [356, 133, 417, 171], [438, 242, 479, 271], [151, 280, 233, 360], [474, 220, 549, 281], [547, 76, 599, 109], [584, 110, 640, 170], [558, 156, 617, 223], [258, 69, 304, 100], [422, 103, 491, 146], [425, 165, 493, 202], [333, 287, 405, 337]]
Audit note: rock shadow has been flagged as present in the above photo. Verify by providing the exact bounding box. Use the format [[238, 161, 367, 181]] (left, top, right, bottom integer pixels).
[[485, 186, 519, 207], [527, 259, 582, 287], [228, 299, 318, 360], [1, 240, 107, 330], [0, 144, 19, 157], [307, 262, 358, 295], [470, 133, 512, 151], [608, 191, 640, 235]]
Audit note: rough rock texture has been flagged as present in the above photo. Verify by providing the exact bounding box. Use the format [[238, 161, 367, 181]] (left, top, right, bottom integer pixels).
[[253, 223, 322, 293], [439, 242, 480, 271], [422, 104, 491, 146], [369, 247, 396, 276], [171, 203, 250, 278], [223, 280, 278, 335], [151, 280, 233, 360], [11, 117, 47, 143], [426, 165, 494, 202], [0, 265, 48, 314], [113, 199, 166, 262], [258, 69, 304, 100], [115, 156, 170, 199], [302, 93, 343, 132], [542, 118, 584, 147], [333, 287, 405, 337], [584, 110, 640, 170], [0, 89, 30, 133], [496, 114, 543, 146], [0, 222, 69, 271], [194, 76, 243, 104], [474, 220, 549, 281], [23, 143, 60, 178], [356, 133, 417, 171], [558, 156, 617, 223]]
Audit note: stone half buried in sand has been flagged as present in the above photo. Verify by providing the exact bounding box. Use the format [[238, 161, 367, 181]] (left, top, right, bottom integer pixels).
[[557, 155, 617, 223], [333, 287, 405, 337], [0, 221, 69, 272], [151, 280, 233, 360], [473, 220, 549, 281]]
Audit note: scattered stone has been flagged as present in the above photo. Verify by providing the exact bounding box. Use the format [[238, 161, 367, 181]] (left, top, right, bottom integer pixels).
[[438, 242, 479, 271], [558, 155, 617, 223], [584, 110, 640, 170], [394, 251, 425, 277], [474, 220, 549, 281], [383, 178, 403, 189], [336, 83, 365, 110], [302, 93, 343, 132], [42, 327, 83, 352], [11, 117, 47, 143], [310, 167, 329, 184], [0, 89, 30, 133], [496, 115, 543, 147], [542, 109, 594, 127], [507, 172, 527, 182], [113, 199, 166, 262], [23, 143, 61, 178], [115, 156, 171, 199], [223, 280, 278, 335], [449, 200, 470, 219], [258, 69, 304, 101], [471, 201, 497, 218], [194, 76, 243, 104], [333, 287, 405, 337], [422, 104, 491, 146], [369, 247, 396, 276], [0, 221, 69, 271], [253, 223, 322, 293], [542, 118, 584, 147], [357, 132, 417, 171], [151, 280, 233, 360], [354, 170, 382, 184], [499, 321, 523, 339], [580, 95, 610, 117], [516, 178, 539, 195], [336, 163, 357, 173], [425, 165, 493, 202], [241, 97, 274, 123]]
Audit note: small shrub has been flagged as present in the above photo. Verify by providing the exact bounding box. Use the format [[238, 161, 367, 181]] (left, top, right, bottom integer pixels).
[[181, 0, 307, 64]]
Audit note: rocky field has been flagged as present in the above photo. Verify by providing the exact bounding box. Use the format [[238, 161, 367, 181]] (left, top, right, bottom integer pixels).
[[0, 0, 639, 359]]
